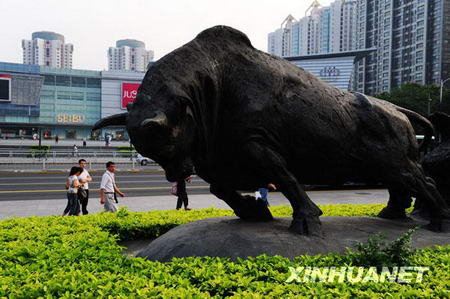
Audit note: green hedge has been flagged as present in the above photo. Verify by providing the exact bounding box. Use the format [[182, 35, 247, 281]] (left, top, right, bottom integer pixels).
[[0, 205, 448, 298], [30, 145, 51, 151]]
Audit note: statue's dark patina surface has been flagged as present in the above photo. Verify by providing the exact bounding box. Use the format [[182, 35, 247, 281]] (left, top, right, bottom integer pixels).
[[94, 26, 450, 236], [413, 112, 450, 218]]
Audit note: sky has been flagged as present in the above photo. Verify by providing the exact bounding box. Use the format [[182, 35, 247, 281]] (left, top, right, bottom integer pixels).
[[0, 0, 333, 71]]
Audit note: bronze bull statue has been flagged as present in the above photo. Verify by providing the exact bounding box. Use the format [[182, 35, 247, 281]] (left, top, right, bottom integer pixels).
[[94, 26, 450, 236], [413, 112, 450, 219]]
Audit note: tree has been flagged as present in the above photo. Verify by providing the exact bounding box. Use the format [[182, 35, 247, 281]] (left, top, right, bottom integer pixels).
[[375, 83, 450, 116]]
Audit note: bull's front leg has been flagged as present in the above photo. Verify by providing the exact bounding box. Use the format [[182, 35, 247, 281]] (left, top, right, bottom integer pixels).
[[210, 185, 273, 221], [242, 141, 323, 237]]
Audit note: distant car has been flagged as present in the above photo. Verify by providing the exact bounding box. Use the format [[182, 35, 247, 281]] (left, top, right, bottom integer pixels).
[[136, 154, 152, 166]]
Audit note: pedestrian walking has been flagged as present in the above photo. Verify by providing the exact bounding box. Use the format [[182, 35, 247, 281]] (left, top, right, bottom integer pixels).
[[77, 159, 92, 215], [73, 145, 78, 157], [62, 166, 82, 216], [176, 176, 192, 210], [100, 161, 125, 212], [82, 137, 87, 147], [256, 183, 276, 207], [55, 135, 59, 144]]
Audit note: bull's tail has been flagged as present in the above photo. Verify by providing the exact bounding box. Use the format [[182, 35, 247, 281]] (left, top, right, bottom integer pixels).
[[396, 107, 434, 151]]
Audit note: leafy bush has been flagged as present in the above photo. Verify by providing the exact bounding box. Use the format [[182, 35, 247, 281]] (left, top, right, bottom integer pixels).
[[30, 145, 51, 151], [117, 146, 135, 152], [346, 227, 420, 268], [0, 205, 448, 297], [28, 145, 51, 158]]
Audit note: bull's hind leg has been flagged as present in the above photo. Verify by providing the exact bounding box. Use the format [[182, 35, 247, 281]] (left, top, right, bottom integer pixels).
[[387, 163, 450, 231], [242, 141, 323, 236], [378, 188, 412, 219], [210, 185, 273, 221]]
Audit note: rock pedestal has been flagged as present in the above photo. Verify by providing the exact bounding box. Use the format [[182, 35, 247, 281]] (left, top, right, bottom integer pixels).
[[137, 216, 450, 262]]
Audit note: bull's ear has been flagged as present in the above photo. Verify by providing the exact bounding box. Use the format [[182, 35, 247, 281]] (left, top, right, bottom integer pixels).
[[140, 111, 168, 128], [178, 96, 194, 119], [126, 102, 133, 112], [186, 105, 194, 118]]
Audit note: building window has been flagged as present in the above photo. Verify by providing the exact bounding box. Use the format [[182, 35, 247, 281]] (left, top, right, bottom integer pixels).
[[86, 78, 101, 88], [43, 75, 55, 86], [56, 76, 71, 87], [71, 77, 86, 88]]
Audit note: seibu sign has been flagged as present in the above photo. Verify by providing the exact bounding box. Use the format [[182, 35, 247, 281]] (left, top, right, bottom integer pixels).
[[121, 82, 141, 109]]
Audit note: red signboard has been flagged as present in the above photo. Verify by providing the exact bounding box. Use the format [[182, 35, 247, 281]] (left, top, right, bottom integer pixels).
[[121, 82, 140, 109]]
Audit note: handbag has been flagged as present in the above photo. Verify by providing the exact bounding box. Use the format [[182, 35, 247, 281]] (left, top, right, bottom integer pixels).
[[171, 183, 177, 196], [113, 192, 119, 203]]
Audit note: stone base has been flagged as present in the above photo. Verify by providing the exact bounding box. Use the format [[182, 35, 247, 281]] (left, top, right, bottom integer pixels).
[[136, 216, 450, 262]]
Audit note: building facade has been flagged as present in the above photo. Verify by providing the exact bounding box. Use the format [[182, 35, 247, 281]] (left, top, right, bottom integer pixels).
[[0, 60, 149, 140], [108, 39, 154, 72], [0, 62, 101, 139], [268, 0, 357, 57], [100, 70, 145, 139], [286, 49, 374, 91], [353, 0, 450, 95], [0, 63, 42, 140], [22, 31, 73, 69]]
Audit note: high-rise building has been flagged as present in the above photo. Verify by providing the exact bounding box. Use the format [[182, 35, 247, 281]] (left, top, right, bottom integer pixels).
[[330, 0, 357, 52], [22, 31, 73, 69], [268, 0, 357, 57], [108, 39, 154, 72], [353, 0, 450, 95]]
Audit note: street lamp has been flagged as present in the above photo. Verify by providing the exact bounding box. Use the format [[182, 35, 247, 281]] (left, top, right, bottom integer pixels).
[[439, 77, 450, 104], [427, 93, 432, 116]]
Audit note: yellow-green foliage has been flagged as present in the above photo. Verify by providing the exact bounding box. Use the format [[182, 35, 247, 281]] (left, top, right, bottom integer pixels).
[[0, 204, 448, 298]]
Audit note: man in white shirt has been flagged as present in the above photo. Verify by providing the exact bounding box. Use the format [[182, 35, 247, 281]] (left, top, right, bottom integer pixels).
[[78, 159, 92, 215], [100, 161, 125, 212]]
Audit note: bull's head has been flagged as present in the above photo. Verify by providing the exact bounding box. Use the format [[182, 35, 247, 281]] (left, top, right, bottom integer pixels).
[[92, 91, 196, 182]]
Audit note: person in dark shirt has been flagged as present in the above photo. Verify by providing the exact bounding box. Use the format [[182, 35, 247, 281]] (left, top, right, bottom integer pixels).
[[176, 176, 192, 210]]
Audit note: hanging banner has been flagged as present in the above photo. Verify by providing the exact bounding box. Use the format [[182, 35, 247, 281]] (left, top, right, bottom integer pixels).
[[121, 82, 140, 109]]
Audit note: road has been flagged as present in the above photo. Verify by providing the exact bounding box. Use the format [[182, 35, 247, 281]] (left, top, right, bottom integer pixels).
[[0, 171, 210, 201], [0, 171, 391, 219]]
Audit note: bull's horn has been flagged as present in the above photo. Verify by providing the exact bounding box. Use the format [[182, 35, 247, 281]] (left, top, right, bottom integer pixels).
[[92, 112, 128, 131], [141, 111, 168, 127]]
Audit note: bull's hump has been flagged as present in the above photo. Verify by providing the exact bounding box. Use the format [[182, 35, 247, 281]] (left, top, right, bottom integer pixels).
[[195, 26, 253, 49]]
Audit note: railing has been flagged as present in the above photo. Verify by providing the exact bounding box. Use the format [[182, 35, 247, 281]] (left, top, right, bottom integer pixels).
[[0, 151, 156, 170]]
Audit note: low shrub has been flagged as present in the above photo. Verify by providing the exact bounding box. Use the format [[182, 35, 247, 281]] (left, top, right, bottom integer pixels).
[[0, 205, 448, 297], [117, 146, 135, 152], [30, 145, 51, 151], [345, 227, 420, 268], [28, 145, 51, 158]]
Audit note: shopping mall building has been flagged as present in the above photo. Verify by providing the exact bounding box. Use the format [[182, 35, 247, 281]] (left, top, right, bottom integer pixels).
[[0, 49, 371, 140], [0, 62, 143, 140]]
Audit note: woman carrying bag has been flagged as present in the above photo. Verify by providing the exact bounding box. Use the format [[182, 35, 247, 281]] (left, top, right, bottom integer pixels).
[[62, 166, 82, 216]]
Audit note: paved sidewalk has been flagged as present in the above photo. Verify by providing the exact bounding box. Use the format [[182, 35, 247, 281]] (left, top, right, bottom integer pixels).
[[0, 189, 389, 219]]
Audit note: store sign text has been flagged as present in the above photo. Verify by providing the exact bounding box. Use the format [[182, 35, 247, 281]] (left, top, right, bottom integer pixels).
[[121, 82, 141, 109], [56, 114, 85, 123], [319, 66, 340, 78]]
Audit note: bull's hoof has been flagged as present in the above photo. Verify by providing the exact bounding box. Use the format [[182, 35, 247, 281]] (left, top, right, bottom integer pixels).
[[378, 207, 407, 219], [408, 208, 431, 221], [234, 196, 273, 221], [289, 216, 322, 237], [425, 218, 450, 232]]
